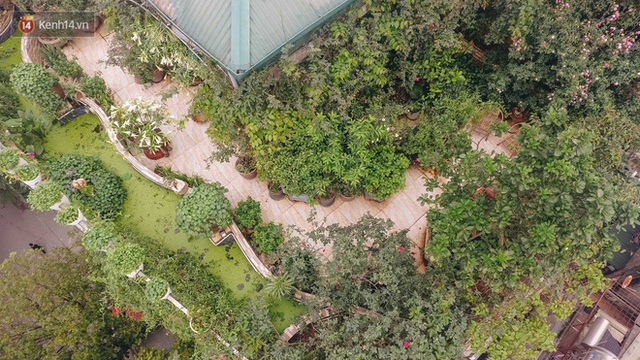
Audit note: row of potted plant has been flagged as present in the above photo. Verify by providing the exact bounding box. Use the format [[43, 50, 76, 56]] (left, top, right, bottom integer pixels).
[[108, 99, 173, 160], [0, 148, 42, 187]]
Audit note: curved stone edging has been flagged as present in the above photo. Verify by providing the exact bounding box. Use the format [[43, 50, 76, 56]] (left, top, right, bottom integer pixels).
[[229, 222, 274, 279], [0, 4, 16, 44], [20, 31, 43, 64], [78, 98, 189, 195]]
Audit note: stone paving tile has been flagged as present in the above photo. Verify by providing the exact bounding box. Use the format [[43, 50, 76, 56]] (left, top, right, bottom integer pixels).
[[64, 25, 515, 254]]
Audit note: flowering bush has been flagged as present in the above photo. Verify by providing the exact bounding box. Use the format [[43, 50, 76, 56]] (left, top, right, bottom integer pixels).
[[109, 99, 171, 154]]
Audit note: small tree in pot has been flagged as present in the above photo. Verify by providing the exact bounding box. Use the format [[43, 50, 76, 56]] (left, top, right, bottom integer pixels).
[[233, 196, 262, 232], [106, 243, 146, 277], [144, 278, 170, 303], [109, 99, 172, 160], [175, 183, 232, 237]]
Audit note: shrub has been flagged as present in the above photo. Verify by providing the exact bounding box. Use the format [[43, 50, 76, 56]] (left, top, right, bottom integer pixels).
[[234, 196, 262, 231], [27, 181, 63, 211], [48, 155, 127, 219], [263, 273, 294, 299], [10, 63, 63, 113], [362, 145, 409, 200], [106, 242, 146, 276], [253, 222, 284, 254], [0, 148, 20, 172], [144, 278, 169, 303], [82, 222, 120, 251], [176, 183, 232, 236], [14, 164, 40, 181], [0, 82, 20, 123], [54, 204, 80, 225], [79, 74, 111, 105], [40, 46, 83, 78]]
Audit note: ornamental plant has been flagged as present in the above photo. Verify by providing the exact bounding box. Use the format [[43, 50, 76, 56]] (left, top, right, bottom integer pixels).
[[253, 222, 284, 254], [40, 46, 83, 78], [79, 74, 111, 107], [263, 272, 294, 299], [0, 148, 20, 172], [109, 99, 171, 154], [26, 181, 63, 211], [144, 278, 169, 303], [48, 155, 126, 219], [82, 222, 120, 251], [175, 183, 232, 236], [54, 204, 80, 225], [14, 164, 40, 181], [362, 145, 409, 200], [233, 196, 262, 231], [106, 242, 146, 276], [10, 63, 63, 114]]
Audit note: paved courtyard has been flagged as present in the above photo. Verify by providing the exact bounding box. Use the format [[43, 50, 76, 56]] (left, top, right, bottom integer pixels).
[[62, 25, 513, 257]]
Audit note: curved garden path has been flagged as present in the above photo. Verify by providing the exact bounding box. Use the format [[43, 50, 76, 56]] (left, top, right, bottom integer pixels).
[[61, 25, 513, 260]]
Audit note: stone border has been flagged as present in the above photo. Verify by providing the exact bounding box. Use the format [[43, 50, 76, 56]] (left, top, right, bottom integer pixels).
[[0, 4, 16, 44], [229, 222, 274, 279], [79, 98, 189, 195], [20, 31, 43, 64]]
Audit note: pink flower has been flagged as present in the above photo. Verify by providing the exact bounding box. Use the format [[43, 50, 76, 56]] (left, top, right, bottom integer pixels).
[[322, 249, 326, 253], [415, 77, 420, 82], [27, 152, 34, 157], [410, 251, 416, 255], [220, 356, 225, 360], [398, 247, 405, 253], [335, 266, 339, 270], [362, 345, 367, 350], [404, 341, 410, 347]]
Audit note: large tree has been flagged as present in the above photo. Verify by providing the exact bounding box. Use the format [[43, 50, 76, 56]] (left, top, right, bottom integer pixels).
[[276, 217, 467, 359], [0, 245, 145, 359], [423, 108, 640, 358]]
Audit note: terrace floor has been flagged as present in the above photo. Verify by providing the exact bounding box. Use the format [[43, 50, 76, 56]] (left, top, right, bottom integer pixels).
[[62, 25, 513, 259]]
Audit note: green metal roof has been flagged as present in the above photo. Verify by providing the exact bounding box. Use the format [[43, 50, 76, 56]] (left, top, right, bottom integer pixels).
[[147, 0, 355, 79]]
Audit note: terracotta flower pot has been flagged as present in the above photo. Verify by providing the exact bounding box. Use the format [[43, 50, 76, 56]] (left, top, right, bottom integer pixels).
[[51, 84, 65, 99], [317, 194, 336, 207], [151, 69, 165, 83], [235, 158, 257, 180], [268, 184, 285, 200], [191, 112, 208, 123], [406, 111, 420, 120], [143, 147, 165, 160], [189, 77, 202, 87]]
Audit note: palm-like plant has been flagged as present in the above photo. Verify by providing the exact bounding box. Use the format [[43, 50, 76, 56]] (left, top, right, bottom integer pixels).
[[263, 272, 295, 299]]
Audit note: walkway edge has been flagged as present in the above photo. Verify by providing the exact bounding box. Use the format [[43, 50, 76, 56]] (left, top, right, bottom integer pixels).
[[229, 222, 274, 279]]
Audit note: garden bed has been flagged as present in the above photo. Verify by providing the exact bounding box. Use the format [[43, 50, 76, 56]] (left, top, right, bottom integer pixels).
[[43, 114, 305, 331]]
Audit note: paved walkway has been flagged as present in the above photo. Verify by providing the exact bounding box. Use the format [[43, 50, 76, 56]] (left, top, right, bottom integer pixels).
[[62, 25, 511, 257], [0, 201, 77, 260]]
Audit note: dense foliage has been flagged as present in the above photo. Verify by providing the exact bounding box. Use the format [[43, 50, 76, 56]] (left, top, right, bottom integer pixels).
[[253, 222, 284, 254], [234, 196, 262, 231], [54, 203, 80, 224], [280, 217, 467, 359], [176, 183, 232, 236], [26, 181, 62, 211], [82, 221, 121, 251], [48, 154, 127, 219], [106, 242, 146, 276], [423, 109, 638, 358], [0, 246, 145, 359], [0, 70, 20, 125], [10, 63, 63, 114], [144, 278, 170, 303], [40, 46, 83, 78]]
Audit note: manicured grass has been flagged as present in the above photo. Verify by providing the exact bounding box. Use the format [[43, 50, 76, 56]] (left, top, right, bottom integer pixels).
[[44, 114, 305, 331]]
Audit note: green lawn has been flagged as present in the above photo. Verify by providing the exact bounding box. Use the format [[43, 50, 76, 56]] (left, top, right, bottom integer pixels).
[[44, 114, 305, 331]]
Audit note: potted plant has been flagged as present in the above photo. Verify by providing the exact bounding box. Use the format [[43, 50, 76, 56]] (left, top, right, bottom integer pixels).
[[10, 63, 64, 113], [144, 278, 170, 303], [268, 182, 285, 200], [233, 196, 262, 232], [106, 242, 146, 277], [26, 181, 63, 211], [253, 222, 284, 255], [151, 68, 165, 83], [54, 204, 84, 225], [175, 183, 232, 236], [15, 164, 42, 188], [235, 155, 257, 180], [362, 145, 410, 202], [317, 185, 337, 207], [191, 112, 208, 123], [82, 222, 120, 252], [40, 46, 83, 78], [0, 148, 20, 173], [337, 181, 359, 202], [109, 99, 172, 159]]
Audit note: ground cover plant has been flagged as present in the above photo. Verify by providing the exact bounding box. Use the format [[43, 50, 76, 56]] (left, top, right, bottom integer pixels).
[[47, 154, 127, 219]]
